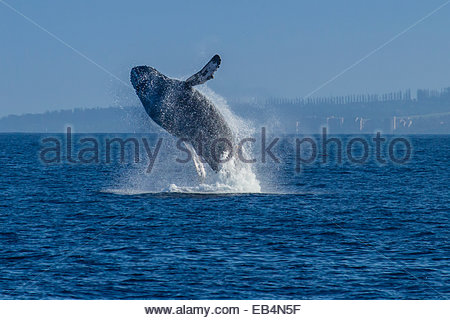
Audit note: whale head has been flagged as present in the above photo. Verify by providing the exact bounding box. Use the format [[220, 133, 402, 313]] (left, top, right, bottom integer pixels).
[[130, 66, 168, 100]]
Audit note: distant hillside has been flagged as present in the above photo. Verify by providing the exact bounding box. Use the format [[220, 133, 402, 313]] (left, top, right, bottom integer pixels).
[[233, 88, 450, 134], [1, 88, 449, 134], [0, 106, 161, 133]]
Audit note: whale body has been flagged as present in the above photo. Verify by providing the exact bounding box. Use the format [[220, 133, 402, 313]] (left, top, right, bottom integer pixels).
[[130, 55, 233, 174]]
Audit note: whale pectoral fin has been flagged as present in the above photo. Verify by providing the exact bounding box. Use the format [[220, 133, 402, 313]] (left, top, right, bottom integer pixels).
[[185, 55, 221, 86], [184, 142, 206, 181]]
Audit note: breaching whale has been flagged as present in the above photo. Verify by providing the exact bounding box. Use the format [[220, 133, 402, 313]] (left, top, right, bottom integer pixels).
[[130, 55, 233, 177]]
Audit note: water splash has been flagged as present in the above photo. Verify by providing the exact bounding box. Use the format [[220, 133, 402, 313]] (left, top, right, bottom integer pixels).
[[109, 86, 261, 194]]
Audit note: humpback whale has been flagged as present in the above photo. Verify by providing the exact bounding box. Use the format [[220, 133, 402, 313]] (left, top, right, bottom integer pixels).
[[130, 55, 233, 176]]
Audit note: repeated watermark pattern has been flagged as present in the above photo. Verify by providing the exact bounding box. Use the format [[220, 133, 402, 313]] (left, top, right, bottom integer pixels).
[[39, 127, 412, 173]]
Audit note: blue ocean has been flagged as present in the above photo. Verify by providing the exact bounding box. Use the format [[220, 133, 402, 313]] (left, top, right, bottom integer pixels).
[[0, 131, 448, 299]]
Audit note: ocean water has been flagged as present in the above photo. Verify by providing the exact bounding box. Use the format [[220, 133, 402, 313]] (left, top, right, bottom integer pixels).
[[0, 132, 448, 299]]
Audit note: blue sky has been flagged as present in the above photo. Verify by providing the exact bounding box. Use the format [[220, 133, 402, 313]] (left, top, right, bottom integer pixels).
[[1, 0, 449, 116]]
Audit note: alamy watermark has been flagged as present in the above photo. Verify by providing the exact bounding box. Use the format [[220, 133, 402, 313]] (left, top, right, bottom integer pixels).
[[39, 127, 412, 173]]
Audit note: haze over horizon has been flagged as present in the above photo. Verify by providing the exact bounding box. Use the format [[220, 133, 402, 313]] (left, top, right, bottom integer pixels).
[[1, 0, 450, 117]]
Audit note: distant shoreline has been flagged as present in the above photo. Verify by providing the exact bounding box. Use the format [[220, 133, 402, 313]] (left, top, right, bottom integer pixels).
[[1, 87, 449, 134]]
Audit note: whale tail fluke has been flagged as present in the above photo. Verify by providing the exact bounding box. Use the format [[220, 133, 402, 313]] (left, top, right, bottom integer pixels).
[[185, 55, 221, 86]]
